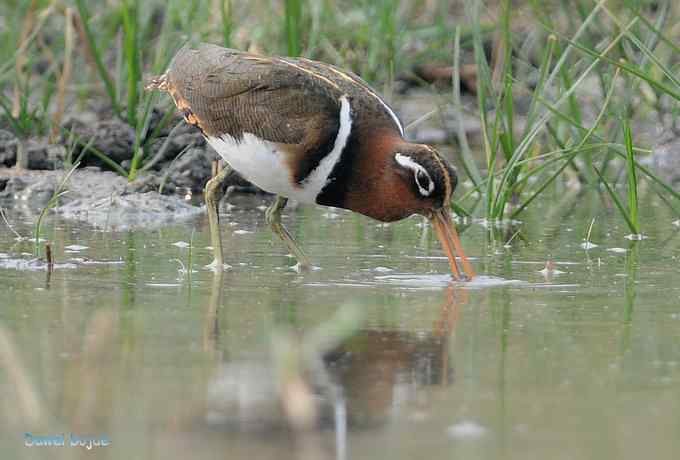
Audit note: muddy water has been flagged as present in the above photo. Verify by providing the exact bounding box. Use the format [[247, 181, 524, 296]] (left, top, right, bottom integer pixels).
[[1, 191, 679, 459]]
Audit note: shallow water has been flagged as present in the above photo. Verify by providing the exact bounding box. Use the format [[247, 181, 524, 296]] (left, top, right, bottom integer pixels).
[[1, 191, 679, 459]]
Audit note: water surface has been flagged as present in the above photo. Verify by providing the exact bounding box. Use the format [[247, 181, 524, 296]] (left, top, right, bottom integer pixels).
[[1, 191, 679, 459]]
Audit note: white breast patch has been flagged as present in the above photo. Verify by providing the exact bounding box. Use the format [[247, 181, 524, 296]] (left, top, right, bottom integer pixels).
[[206, 95, 352, 204]]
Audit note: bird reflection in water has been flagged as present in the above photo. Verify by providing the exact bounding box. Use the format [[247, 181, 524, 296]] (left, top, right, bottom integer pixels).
[[0, 272, 467, 460], [201, 283, 467, 459], [325, 287, 466, 429]]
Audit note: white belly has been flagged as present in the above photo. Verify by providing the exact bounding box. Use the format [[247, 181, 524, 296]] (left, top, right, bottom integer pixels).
[[207, 133, 317, 203], [205, 95, 352, 205]]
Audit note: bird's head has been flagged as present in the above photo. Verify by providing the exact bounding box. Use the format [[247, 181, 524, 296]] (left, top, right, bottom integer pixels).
[[388, 143, 474, 280], [390, 143, 456, 213]]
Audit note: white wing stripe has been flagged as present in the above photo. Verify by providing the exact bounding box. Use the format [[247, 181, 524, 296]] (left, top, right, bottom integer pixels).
[[303, 95, 352, 193], [379, 98, 404, 136]]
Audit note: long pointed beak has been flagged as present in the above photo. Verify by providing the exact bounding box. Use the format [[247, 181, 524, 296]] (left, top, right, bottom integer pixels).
[[430, 209, 475, 281]]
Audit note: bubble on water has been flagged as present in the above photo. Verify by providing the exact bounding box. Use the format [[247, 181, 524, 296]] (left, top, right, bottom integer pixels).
[[233, 229, 253, 235], [581, 241, 598, 250], [172, 241, 190, 248], [64, 244, 89, 252], [624, 233, 647, 241], [204, 260, 232, 271], [446, 420, 486, 440], [373, 266, 394, 273], [607, 247, 627, 253]]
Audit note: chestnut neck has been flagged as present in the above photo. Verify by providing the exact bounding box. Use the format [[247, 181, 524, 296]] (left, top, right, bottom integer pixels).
[[316, 128, 424, 222]]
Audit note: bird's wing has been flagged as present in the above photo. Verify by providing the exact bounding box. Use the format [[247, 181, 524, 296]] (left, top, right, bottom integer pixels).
[[166, 44, 347, 182]]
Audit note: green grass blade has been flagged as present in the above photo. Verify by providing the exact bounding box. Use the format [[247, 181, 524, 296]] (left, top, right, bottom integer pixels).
[[558, 50, 583, 126], [64, 129, 129, 177], [74, 0, 121, 118], [127, 92, 155, 181], [466, 0, 495, 218], [220, 0, 233, 48], [549, 26, 680, 102], [0, 4, 55, 80], [452, 26, 482, 187], [0, 94, 24, 134], [622, 155, 680, 204], [593, 165, 639, 235], [493, 73, 518, 218], [601, 5, 680, 92], [511, 67, 621, 218], [34, 162, 80, 256], [457, 140, 620, 209], [545, 122, 585, 181], [510, 150, 577, 219], [495, 20, 632, 217], [543, 0, 606, 91], [450, 200, 471, 218], [629, 3, 680, 55], [284, 0, 302, 56], [522, 34, 556, 139], [121, 0, 140, 126], [542, 99, 680, 207], [623, 119, 639, 233]]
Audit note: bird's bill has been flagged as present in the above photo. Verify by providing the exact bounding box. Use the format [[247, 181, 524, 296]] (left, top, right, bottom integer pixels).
[[430, 209, 475, 281]]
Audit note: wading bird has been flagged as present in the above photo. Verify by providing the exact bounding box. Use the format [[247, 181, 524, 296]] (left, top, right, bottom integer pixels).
[[147, 44, 474, 280]]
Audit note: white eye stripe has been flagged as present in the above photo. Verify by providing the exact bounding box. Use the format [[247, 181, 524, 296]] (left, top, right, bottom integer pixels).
[[394, 153, 434, 196]]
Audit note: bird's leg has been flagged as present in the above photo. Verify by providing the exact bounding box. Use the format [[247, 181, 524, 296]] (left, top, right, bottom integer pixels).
[[205, 163, 235, 270], [265, 196, 311, 270]]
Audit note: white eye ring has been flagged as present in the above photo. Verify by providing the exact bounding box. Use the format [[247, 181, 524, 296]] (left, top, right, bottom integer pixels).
[[395, 153, 434, 196]]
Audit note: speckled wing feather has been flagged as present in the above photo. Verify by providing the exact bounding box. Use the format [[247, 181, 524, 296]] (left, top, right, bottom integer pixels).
[[165, 44, 344, 182]]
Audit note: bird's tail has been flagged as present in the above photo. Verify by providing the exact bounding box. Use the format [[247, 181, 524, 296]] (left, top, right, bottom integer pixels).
[[144, 73, 169, 91]]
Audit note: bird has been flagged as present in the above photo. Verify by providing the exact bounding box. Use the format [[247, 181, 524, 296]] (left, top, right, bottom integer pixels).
[[146, 43, 475, 280]]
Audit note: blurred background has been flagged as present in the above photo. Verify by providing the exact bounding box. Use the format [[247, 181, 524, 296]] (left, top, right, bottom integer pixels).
[[1, 1, 680, 459]]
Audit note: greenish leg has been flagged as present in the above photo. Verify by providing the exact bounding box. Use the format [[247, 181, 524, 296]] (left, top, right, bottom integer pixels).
[[265, 196, 311, 269], [204, 164, 235, 270]]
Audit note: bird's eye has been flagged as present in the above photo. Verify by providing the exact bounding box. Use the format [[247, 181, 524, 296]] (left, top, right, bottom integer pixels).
[[416, 169, 428, 186], [394, 153, 435, 197], [415, 169, 434, 197]]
